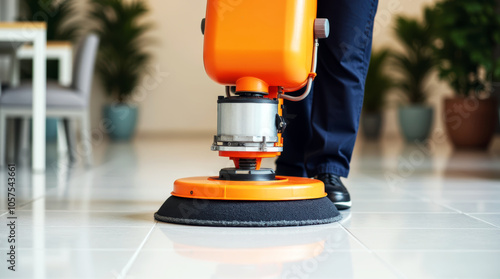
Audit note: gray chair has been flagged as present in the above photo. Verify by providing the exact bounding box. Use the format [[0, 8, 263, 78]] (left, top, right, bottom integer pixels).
[[0, 33, 100, 166], [0, 42, 24, 90]]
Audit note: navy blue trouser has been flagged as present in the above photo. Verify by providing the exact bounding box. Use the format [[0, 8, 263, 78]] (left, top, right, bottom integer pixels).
[[276, 0, 379, 178]]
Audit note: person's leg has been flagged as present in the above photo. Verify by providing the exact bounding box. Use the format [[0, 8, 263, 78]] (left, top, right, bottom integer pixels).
[[306, 0, 378, 178], [275, 87, 313, 177]]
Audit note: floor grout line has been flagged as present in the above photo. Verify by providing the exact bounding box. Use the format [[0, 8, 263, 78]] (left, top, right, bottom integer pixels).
[[357, 249, 500, 252], [339, 223, 407, 279], [386, 182, 500, 231], [16, 196, 47, 210], [415, 195, 500, 229], [2, 138, 500, 278], [334, 227, 499, 230], [0, 159, 117, 220], [466, 212, 500, 215], [0, 226, 156, 229], [460, 213, 500, 229], [116, 222, 157, 279], [338, 223, 371, 252]]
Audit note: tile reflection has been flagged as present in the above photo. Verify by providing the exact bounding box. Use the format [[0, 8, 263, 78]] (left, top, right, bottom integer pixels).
[[102, 142, 138, 170], [444, 150, 500, 180], [32, 172, 46, 279], [156, 218, 359, 279]]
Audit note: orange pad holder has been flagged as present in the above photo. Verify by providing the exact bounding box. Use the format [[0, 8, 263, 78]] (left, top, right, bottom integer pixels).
[[220, 151, 281, 170], [203, 0, 317, 89], [171, 176, 326, 201], [219, 151, 280, 158]]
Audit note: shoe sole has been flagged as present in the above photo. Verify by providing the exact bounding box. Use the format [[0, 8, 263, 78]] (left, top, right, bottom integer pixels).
[[334, 201, 351, 210]]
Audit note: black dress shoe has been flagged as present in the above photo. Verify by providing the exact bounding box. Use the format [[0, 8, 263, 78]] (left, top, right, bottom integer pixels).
[[316, 173, 351, 210]]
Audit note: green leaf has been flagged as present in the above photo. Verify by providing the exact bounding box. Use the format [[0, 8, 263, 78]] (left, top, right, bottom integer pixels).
[[89, 0, 154, 103], [431, 0, 499, 96], [363, 49, 395, 112], [391, 14, 435, 104]]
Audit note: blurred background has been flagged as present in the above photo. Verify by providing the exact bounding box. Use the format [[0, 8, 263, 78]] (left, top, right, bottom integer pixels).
[[1, 1, 500, 278], [0, 0, 499, 147]]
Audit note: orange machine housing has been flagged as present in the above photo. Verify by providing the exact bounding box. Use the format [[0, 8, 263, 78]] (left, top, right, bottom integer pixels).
[[171, 0, 325, 201], [203, 0, 317, 92]]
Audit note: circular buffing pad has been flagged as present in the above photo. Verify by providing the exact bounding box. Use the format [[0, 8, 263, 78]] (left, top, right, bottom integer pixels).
[[154, 195, 341, 227]]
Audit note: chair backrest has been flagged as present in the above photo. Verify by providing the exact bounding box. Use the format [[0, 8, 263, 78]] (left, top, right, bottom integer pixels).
[[71, 33, 100, 102], [0, 0, 19, 22]]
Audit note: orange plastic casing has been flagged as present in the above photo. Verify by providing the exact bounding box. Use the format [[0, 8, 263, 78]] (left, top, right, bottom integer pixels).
[[172, 176, 326, 201], [203, 0, 317, 92]]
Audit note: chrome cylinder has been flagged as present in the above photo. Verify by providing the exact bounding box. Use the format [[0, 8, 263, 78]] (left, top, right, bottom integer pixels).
[[212, 97, 282, 152], [217, 98, 278, 142]]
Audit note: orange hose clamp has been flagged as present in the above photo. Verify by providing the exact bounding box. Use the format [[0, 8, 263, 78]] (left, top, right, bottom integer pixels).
[[203, 0, 317, 91]]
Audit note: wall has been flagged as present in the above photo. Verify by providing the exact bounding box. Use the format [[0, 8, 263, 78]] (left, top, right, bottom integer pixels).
[[87, 0, 451, 137], [90, 0, 221, 136]]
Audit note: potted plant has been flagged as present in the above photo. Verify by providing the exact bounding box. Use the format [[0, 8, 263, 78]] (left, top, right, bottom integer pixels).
[[432, 0, 500, 149], [392, 13, 436, 142], [90, 0, 152, 141], [361, 49, 394, 140]]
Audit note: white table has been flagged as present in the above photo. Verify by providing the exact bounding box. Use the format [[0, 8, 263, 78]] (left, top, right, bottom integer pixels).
[[16, 41, 73, 86], [0, 22, 47, 172]]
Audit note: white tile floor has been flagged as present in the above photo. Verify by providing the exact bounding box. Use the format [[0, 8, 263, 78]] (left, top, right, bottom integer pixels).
[[0, 134, 500, 279]]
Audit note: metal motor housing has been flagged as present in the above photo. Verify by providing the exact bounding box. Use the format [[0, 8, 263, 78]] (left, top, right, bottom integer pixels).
[[212, 97, 282, 153]]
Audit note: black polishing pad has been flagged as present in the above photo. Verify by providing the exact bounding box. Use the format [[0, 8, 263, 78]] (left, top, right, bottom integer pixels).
[[154, 196, 341, 227]]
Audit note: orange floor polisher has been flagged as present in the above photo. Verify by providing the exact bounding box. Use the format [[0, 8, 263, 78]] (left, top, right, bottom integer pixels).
[[154, 0, 341, 227]]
